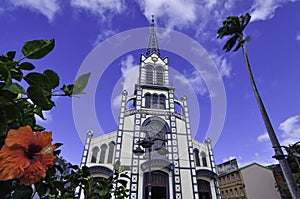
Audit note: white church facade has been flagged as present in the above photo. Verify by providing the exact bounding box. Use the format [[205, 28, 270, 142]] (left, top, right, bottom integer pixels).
[[80, 17, 220, 199]]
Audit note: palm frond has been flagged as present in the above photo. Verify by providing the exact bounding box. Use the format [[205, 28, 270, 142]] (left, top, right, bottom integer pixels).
[[218, 13, 252, 52], [217, 16, 240, 38], [240, 13, 251, 30], [223, 35, 239, 52]]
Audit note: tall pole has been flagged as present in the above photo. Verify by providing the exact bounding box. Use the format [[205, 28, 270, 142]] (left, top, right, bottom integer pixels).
[[242, 44, 300, 199], [148, 148, 152, 199]]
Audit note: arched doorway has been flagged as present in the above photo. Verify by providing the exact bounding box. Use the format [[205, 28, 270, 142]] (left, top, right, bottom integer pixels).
[[144, 171, 168, 199], [198, 179, 211, 199]]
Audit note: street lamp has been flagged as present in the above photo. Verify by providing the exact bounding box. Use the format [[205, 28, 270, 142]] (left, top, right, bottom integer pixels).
[[133, 137, 168, 199]]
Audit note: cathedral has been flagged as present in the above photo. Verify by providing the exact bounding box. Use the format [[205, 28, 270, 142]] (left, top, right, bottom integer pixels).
[[80, 17, 220, 199]]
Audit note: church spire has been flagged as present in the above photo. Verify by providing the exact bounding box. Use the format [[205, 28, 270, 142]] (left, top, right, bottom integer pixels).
[[146, 15, 160, 57]]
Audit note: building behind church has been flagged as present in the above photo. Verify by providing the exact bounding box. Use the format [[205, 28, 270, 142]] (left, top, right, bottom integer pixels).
[[216, 159, 281, 199], [80, 17, 221, 199]]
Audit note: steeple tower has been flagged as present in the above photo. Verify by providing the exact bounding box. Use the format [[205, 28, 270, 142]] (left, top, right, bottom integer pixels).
[[139, 15, 169, 86], [146, 15, 160, 57]]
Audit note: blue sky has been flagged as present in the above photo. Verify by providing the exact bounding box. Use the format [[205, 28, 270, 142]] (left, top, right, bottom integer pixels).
[[1, 0, 300, 167]]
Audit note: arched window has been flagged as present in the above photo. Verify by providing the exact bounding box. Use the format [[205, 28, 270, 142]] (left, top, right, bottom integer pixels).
[[201, 151, 207, 167], [107, 141, 115, 163], [145, 93, 151, 108], [194, 148, 200, 167], [125, 98, 135, 110], [152, 93, 158, 108], [197, 179, 211, 198], [174, 100, 183, 114], [99, 144, 107, 163], [146, 65, 154, 84], [91, 147, 99, 163], [156, 66, 164, 85], [159, 94, 166, 109]]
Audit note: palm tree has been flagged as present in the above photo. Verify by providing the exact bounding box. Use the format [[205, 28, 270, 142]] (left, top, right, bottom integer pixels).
[[217, 13, 300, 198]]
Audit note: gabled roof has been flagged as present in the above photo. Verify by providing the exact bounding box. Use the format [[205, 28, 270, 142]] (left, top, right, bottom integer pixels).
[[240, 162, 272, 171]]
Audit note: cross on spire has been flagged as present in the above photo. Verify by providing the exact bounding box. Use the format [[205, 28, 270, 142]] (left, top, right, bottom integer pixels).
[[146, 15, 160, 57]]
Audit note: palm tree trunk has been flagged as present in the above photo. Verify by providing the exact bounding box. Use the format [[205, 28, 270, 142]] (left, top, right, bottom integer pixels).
[[241, 44, 300, 198]]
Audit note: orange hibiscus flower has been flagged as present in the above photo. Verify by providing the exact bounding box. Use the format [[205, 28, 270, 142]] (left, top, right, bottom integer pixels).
[[0, 126, 56, 184]]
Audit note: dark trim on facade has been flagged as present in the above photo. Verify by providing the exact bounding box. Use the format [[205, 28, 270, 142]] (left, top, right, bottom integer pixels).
[[196, 169, 218, 180], [137, 83, 175, 90], [141, 159, 172, 171], [89, 165, 113, 176]]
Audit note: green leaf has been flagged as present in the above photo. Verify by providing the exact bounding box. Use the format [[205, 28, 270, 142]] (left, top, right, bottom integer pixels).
[[0, 90, 17, 101], [27, 85, 55, 110], [120, 173, 131, 179], [73, 73, 90, 94], [22, 39, 55, 59], [34, 106, 45, 120], [20, 115, 35, 128], [54, 164, 65, 174], [24, 72, 51, 90], [61, 84, 74, 96], [3, 83, 25, 94], [217, 13, 252, 53], [52, 181, 65, 193], [0, 126, 6, 137], [70, 164, 79, 170], [0, 63, 10, 83], [35, 181, 48, 197], [33, 124, 45, 131], [223, 34, 239, 52], [54, 143, 63, 148], [47, 166, 56, 177], [53, 149, 61, 156], [241, 13, 251, 29], [2, 104, 21, 123], [82, 166, 90, 177], [44, 69, 59, 89], [117, 179, 128, 187], [10, 68, 23, 81], [19, 62, 35, 70], [7, 51, 16, 60]]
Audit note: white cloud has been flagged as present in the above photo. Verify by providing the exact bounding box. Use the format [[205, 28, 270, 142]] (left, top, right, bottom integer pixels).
[[278, 115, 300, 146], [135, 0, 236, 35], [6, 0, 60, 21], [112, 94, 122, 112], [173, 70, 207, 96], [257, 132, 269, 142], [136, 0, 197, 29], [112, 55, 139, 110], [296, 33, 300, 41], [250, 0, 299, 21], [134, 0, 300, 42], [209, 53, 232, 78], [71, 0, 125, 21], [120, 54, 139, 90], [93, 29, 118, 46]]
